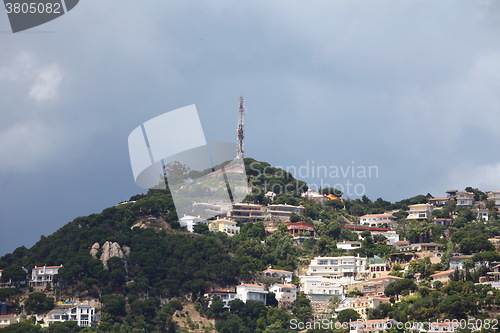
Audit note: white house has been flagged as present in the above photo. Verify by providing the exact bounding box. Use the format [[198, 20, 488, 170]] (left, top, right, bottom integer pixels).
[[336, 296, 390, 319], [449, 255, 473, 270], [488, 191, 500, 207], [336, 242, 362, 251], [266, 204, 305, 221], [299, 275, 345, 299], [477, 263, 500, 289], [407, 204, 433, 221], [45, 305, 98, 327], [394, 241, 410, 251], [306, 256, 369, 279], [203, 291, 237, 309], [262, 268, 293, 283], [456, 192, 474, 207], [301, 189, 327, 203], [236, 284, 268, 303], [269, 283, 297, 303], [30, 265, 62, 288], [0, 315, 19, 328], [359, 214, 397, 228], [361, 231, 399, 245], [178, 215, 208, 232], [348, 275, 403, 297], [430, 269, 456, 286], [476, 208, 489, 221]]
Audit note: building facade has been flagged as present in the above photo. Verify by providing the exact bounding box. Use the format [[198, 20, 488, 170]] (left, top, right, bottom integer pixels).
[[46, 305, 97, 327], [227, 203, 265, 223], [203, 291, 237, 309], [236, 284, 268, 303], [407, 204, 434, 221], [336, 296, 390, 319], [306, 256, 369, 279], [30, 265, 62, 288], [178, 215, 208, 232], [359, 214, 397, 228], [208, 218, 240, 236], [269, 283, 297, 303], [456, 192, 474, 207], [262, 268, 293, 283]]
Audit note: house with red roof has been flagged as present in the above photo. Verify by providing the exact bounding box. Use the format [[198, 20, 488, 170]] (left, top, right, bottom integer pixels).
[[30, 265, 63, 288]]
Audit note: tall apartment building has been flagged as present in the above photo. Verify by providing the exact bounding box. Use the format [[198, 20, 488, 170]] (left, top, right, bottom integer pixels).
[[306, 256, 368, 279]]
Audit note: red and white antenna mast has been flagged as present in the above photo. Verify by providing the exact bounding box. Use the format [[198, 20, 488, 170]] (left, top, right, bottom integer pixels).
[[236, 95, 245, 159]]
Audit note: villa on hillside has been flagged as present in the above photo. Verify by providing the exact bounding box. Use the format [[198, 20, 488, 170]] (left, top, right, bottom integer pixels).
[[488, 191, 500, 207], [208, 218, 240, 236], [178, 215, 208, 232], [269, 283, 297, 303], [227, 203, 265, 222], [430, 269, 457, 286], [262, 268, 293, 283], [266, 204, 305, 221], [456, 191, 474, 207], [203, 291, 237, 309], [306, 256, 368, 279], [236, 284, 268, 303], [347, 275, 403, 297], [30, 265, 62, 288], [359, 213, 397, 228], [336, 241, 362, 251], [44, 305, 98, 328], [449, 255, 473, 270], [299, 275, 345, 301], [406, 204, 433, 221], [336, 296, 390, 319], [428, 197, 450, 206]]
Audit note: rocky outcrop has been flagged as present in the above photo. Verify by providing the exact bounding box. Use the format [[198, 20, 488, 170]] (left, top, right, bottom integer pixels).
[[90, 242, 100, 259], [89, 241, 130, 270]]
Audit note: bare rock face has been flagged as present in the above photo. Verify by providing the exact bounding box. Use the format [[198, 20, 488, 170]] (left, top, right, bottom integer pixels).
[[90, 241, 130, 270], [122, 246, 131, 260], [90, 242, 100, 259]]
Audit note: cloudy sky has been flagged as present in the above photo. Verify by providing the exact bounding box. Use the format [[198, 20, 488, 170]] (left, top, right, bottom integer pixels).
[[1, 0, 499, 255]]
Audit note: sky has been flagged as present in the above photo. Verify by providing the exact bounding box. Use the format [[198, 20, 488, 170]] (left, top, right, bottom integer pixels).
[[1, 0, 499, 255]]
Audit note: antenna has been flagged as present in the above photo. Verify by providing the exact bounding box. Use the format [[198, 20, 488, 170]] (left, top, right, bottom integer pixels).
[[236, 95, 245, 158]]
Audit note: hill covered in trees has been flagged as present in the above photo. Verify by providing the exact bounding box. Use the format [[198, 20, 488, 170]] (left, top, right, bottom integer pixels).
[[1, 159, 500, 332]]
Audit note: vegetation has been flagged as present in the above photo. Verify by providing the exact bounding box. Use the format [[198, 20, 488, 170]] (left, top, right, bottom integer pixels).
[[1, 158, 500, 333]]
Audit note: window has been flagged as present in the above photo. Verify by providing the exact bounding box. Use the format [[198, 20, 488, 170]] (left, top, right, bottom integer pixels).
[[319, 260, 328, 265], [330, 260, 338, 265]]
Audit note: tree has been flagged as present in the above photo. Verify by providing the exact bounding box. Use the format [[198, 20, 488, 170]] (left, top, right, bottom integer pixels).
[[193, 223, 209, 234], [24, 292, 55, 314], [337, 309, 360, 323], [1, 266, 26, 286], [320, 187, 343, 197], [369, 302, 392, 319], [47, 321, 81, 332], [208, 296, 226, 319], [325, 200, 345, 210], [459, 235, 494, 255], [473, 251, 500, 263], [385, 279, 417, 297], [0, 321, 43, 332], [100, 294, 126, 317]]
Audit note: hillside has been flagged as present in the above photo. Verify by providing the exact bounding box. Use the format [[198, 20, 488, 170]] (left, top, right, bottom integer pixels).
[[0, 159, 500, 332]]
